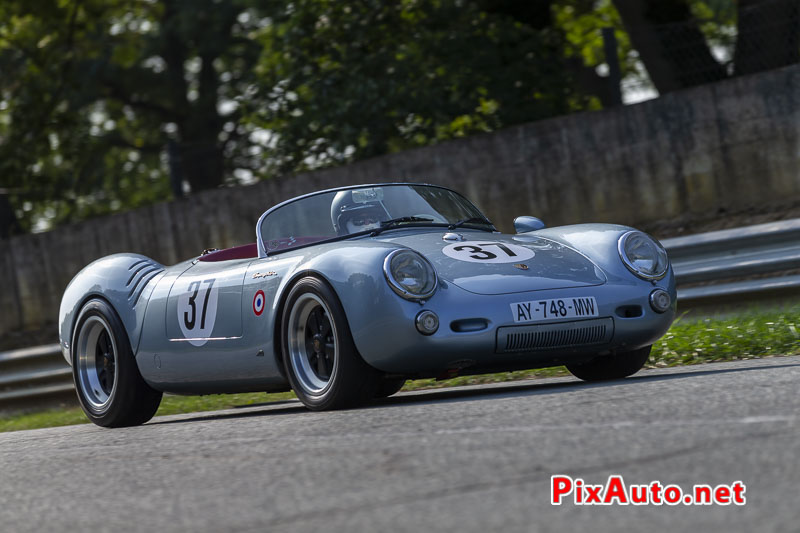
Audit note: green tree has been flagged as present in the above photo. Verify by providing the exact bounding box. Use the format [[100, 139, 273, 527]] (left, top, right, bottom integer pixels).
[[2, 0, 796, 235], [613, 0, 799, 93], [248, 0, 601, 175], [0, 0, 266, 233]]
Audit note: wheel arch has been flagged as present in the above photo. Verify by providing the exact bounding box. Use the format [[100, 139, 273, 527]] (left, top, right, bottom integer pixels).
[[266, 242, 409, 377], [270, 270, 339, 379], [59, 253, 165, 366], [69, 294, 119, 365]]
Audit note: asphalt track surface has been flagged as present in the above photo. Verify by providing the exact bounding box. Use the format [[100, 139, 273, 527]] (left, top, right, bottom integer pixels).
[[1, 356, 798, 533]]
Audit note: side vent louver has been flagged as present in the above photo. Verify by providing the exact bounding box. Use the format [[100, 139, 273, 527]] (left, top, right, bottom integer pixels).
[[126, 259, 164, 307], [496, 318, 613, 353]]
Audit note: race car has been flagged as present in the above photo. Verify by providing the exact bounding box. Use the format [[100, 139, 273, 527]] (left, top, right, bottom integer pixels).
[[59, 183, 676, 426]]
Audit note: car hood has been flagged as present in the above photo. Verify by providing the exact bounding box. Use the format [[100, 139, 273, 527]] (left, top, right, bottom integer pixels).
[[377, 230, 606, 295]]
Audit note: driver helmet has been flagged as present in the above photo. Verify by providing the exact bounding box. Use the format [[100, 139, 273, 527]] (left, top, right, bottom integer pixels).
[[330, 190, 389, 235]]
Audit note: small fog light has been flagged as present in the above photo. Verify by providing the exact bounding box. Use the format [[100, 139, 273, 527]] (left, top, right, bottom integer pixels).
[[415, 310, 439, 335], [649, 289, 671, 313]]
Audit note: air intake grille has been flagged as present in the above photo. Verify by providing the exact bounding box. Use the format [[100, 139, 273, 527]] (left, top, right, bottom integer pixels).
[[496, 318, 613, 353], [127, 258, 164, 306]]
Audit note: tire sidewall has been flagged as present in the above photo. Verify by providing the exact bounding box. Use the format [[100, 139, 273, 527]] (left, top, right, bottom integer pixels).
[[71, 299, 140, 426], [566, 345, 652, 382], [281, 277, 373, 410]]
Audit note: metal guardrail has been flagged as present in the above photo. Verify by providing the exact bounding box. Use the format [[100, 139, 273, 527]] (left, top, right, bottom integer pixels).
[[662, 218, 800, 304], [2, 218, 799, 411], [0, 344, 74, 411]]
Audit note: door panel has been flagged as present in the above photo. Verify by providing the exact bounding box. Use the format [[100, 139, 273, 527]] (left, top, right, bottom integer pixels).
[[136, 255, 304, 394], [166, 261, 248, 343]]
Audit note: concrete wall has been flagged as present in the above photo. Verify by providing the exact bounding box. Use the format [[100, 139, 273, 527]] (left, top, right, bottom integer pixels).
[[1, 64, 799, 337]]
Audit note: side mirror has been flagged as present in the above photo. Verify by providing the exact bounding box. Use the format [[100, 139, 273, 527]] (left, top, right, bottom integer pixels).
[[514, 216, 546, 233]]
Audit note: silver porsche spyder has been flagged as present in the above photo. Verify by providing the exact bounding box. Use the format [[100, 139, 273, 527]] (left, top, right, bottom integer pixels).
[[59, 183, 676, 426]]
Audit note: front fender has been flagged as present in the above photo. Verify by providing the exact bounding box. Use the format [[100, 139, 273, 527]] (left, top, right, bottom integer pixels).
[[273, 242, 410, 366], [58, 254, 165, 365], [532, 223, 674, 285]]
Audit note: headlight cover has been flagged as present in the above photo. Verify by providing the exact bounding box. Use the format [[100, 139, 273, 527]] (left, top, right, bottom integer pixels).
[[618, 231, 669, 280], [384, 250, 438, 300]]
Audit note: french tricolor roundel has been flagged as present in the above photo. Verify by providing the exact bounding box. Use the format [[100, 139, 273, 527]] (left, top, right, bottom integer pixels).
[[253, 290, 265, 316]]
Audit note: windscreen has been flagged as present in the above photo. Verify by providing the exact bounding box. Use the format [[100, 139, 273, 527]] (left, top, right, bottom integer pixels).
[[259, 184, 486, 254]]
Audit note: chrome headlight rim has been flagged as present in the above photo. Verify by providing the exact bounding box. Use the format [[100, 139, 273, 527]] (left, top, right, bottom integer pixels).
[[383, 249, 438, 300], [618, 230, 669, 281]]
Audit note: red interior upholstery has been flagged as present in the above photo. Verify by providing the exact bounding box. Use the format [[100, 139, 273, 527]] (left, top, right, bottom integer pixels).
[[198, 243, 258, 262]]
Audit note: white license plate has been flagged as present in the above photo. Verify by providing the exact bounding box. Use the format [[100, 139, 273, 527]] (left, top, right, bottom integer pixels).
[[510, 296, 599, 323]]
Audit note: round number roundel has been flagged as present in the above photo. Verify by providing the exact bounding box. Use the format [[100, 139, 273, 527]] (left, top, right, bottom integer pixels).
[[177, 278, 219, 346], [253, 290, 266, 316], [442, 241, 535, 263]]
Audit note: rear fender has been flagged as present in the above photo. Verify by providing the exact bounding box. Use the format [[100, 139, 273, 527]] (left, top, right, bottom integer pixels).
[[58, 254, 165, 365]]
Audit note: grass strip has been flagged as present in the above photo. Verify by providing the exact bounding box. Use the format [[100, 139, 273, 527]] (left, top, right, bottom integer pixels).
[[650, 308, 800, 365], [2, 307, 798, 433]]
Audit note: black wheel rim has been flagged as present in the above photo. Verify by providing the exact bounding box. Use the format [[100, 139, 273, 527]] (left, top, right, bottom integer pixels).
[[287, 294, 338, 394], [75, 316, 118, 410]]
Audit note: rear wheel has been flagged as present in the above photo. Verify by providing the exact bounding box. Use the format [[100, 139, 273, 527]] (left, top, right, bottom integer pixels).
[[282, 277, 380, 410], [72, 299, 162, 427], [566, 345, 651, 382]]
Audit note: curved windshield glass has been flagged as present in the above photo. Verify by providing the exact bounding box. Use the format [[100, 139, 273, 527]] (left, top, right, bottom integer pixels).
[[259, 184, 489, 254]]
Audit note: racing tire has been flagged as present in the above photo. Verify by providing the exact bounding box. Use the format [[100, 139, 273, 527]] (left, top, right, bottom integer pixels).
[[72, 299, 162, 427], [566, 345, 651, 382], [374, 378, 406, 399], [281, 277, 380, 410]]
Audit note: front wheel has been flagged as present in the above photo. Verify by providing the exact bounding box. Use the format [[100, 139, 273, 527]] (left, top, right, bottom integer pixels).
[[282, 277, 380, 410], [72, 299, 162, 427], [566, 345, 651, 382]]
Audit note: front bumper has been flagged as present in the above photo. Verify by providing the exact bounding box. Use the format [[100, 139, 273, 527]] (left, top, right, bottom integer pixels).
[[344, 278, 676, 376]]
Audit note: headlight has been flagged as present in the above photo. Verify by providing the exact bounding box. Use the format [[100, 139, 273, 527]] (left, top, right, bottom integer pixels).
[[618, 231, 669, 280], [384, 249, 438, 300]]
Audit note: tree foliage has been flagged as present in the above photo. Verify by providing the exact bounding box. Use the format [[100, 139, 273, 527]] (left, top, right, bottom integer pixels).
[[246, 0, 799, 176], [0, 0, 797, 234], [248, 0, 616, 175], [614, 0, 799, 93], [0, 0, 266, 231]]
